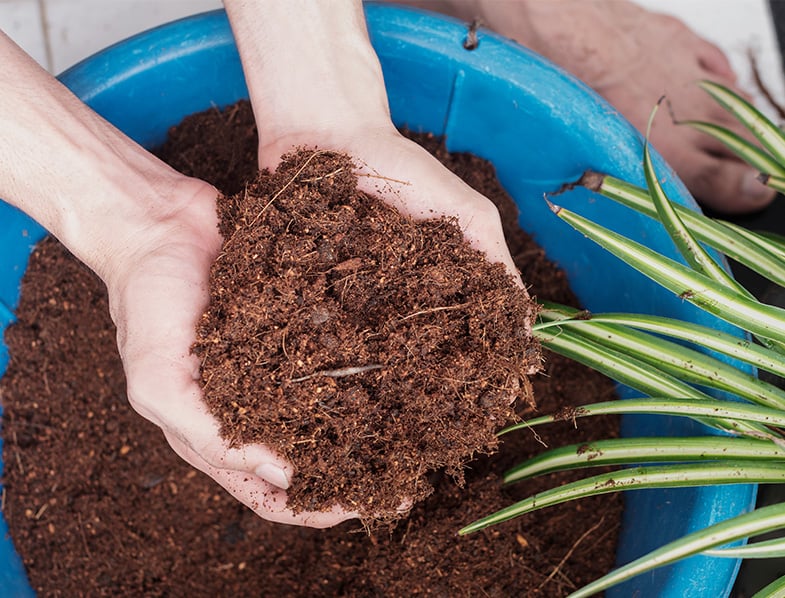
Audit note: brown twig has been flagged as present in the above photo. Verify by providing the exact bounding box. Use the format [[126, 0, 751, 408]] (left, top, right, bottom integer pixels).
[[250, 149, 330, 226], [537, 514, 607, 592], [290, 364, 384, 383], [397, 302, 471, 322], [749, 48, 785, 122]]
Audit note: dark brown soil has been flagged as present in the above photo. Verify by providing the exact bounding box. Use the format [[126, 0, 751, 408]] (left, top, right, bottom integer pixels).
[[0, 101, 622, 596], [194, 148, 540, 519]]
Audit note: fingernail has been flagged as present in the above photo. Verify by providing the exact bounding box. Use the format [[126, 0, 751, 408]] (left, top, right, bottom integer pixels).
[[742, 170, 775, 203], [255, 464, 290, 489]]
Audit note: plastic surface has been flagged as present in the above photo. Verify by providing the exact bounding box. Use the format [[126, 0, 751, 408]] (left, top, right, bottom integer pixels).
[[0, 6, 755, 596]]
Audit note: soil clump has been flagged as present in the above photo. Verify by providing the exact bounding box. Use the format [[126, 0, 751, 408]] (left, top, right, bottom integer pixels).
[[194, 147, 540, 519]]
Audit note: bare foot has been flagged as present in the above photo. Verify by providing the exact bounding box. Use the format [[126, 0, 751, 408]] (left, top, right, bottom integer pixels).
[[412, 0, 776, 214]]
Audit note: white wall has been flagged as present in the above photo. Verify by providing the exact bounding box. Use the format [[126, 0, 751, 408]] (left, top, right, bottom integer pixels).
[[1, 0, 783, 116]]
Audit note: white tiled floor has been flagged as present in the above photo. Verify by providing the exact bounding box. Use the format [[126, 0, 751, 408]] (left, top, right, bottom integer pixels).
[[0, 0, 784, 114]]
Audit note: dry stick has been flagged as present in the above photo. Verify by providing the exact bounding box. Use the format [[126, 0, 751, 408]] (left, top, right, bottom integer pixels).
[[537, 514, 608, 592], [356, 171, 412, 186], [397, 302, 471, 322], [299, 166, 345, 183], [77, 513, 92, 559], [749, 49, 785, 121], [290, 364, 384, 383]]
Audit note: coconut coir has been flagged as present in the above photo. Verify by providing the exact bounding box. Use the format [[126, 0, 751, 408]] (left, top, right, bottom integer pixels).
[[193, 148, 540, 519], [1, 101, 621, 596]]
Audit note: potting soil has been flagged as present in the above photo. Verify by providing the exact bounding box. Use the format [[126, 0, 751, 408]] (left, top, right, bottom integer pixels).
[[0, 101, 621, 596]]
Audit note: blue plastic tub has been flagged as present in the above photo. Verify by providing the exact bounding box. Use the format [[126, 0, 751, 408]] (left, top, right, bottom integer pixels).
[[0, 5, 755, 596]]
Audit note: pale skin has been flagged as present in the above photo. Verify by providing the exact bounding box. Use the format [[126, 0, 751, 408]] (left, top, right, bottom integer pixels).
[[0, 0, 772, 530]]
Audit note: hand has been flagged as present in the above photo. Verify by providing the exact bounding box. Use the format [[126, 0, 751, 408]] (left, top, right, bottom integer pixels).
[[409, 0, 776, 214], [225, 0, 523, 286], [0, 30, 355, 528], [108, 176, 359, 528]]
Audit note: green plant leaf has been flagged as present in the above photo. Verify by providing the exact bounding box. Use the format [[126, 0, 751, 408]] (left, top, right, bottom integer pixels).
[[719, 219, 785, 262], [704, 536, 785, 558], [699, 79, 785, 163], [499, 398, 785, 436], [538, 310, 785, 411], [504, 436, 785, 483], [549, 202, 785, 345], [460, 462, 785, 536], [575, 173, 785, 288], [568, 502, 785, 597], [751, 575, 785, 598], [536, 304, 785, 380], [682, 120, 785, 176], [643, 103, 744, 294], [538, 326, 776, 437], [537, 325, 712, 401]]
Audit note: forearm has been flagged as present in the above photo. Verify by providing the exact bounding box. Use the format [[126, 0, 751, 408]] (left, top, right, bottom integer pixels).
[[0, 32, 196, 283], [223, 0, 393, 149]]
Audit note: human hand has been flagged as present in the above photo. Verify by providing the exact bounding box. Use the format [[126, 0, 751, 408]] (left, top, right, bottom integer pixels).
[[413, 0, 775, 214], [225, 0, 523, 286], [0, 30, 355, 528], [107, 176, 359, 528]]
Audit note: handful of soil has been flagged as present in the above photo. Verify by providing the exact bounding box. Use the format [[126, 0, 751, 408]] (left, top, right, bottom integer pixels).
[[192, 148, 541, 520]]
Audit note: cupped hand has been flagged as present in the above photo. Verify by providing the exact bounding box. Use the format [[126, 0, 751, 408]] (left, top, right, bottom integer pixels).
[[259, 126, 525, 290], [104, 175, 358, 528]]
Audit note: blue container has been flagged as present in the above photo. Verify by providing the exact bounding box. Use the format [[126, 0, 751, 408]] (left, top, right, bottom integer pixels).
[[0, 5, 755, 596]]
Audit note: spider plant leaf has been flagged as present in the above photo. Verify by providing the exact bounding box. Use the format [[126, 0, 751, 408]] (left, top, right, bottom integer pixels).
[[718, 219, 785, 262], [499, 398, 785, 436], [538, 311, 785, 411], [681, 120, 785, 175], [460, 462, 785, 536], [760, 173, 785, 194], [504, 436, 785, 483], [569, 502, 785, 598], [537, 325, 712, 401], [703, 537, 785, 559], [575, 172, 785, 288], [536, 304, 785, 380], [539, 326, 775, 437], [756, 229, 785, 250], [643, 103, 745, 294], [550, 201, 785, 345], [699, 79, 785, 163], [751, 575, 785, 598]]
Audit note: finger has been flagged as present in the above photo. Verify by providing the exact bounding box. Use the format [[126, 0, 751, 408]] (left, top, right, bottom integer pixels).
[[125, 349, 294, 485], [116, 254, 294, 484], [696, 38, 737, 82], [165, 430, 358, 528]]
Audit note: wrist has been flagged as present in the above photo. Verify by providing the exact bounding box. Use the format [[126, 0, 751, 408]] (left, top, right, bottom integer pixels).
[[0, 32, 218, 284], [224, 0, 393, 154]]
